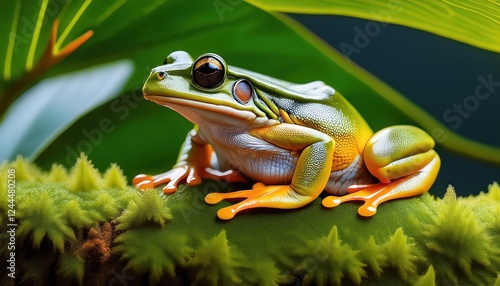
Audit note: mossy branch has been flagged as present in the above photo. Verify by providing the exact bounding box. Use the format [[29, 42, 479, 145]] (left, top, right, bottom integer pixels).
[[0, 156, 499, 285]]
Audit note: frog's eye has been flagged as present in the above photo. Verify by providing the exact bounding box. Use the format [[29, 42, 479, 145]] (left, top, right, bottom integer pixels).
[[192, 55, 225, 89], [232, 80, 253, 104]]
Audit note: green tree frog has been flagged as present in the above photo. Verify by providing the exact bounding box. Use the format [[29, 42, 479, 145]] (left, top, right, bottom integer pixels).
[[134, 51, 440, 220]]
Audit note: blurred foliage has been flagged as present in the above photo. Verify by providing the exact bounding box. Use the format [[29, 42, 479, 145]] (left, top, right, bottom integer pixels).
[[247, 0, 500, 53]]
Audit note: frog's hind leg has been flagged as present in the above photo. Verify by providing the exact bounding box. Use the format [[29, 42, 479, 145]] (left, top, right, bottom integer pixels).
[[322, 125, 440, 217], [205, 123, 335, 220], [205, 183, 316, 220]]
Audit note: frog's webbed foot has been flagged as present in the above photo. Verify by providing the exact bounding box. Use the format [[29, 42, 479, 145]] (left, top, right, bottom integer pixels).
[[133, 164, 203, 194], [322, 180, 406, 216], [205, 183, 314, 220], [134, 166, 247, 194], [323, 126, 441, 217]]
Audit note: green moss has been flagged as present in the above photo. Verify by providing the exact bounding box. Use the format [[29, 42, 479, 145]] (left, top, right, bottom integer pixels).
[[244, 260, 281, 286], [487, 182, 500, 202], [17, 191, 75, 251], [47, 163, 69, 183], [116, 189, 173, 230], [381, 228, 420, 280], [114, 228, 192, 283], [63, 200, 94, 228], [418, 185, 500, 284], [357, 236, 385, 277], [186, 230, 244, 285], [414, 265, 435, 286], [57, 253, 85, 285], [1, 157, 499, 285], [494, 273, 500, 286], [87, 193, 119, 221], [0, 174, 8, 226], [68, 153, 102, 192], [284, 226, 365, 285], [11, 155, 43, 182], [103, 163, 128, 190]]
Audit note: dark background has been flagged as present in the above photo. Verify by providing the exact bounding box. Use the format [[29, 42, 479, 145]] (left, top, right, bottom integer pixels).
[[291, 14, 500, 196]]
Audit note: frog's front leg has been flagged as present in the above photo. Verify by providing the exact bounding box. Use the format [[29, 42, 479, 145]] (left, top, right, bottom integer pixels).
[[133, 128, 246, 194], [322, 125, 440, 217], [205, 124, 334, 220]]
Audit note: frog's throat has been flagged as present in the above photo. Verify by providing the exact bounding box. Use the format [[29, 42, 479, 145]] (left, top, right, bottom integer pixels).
[[145, 95, 258, 121]]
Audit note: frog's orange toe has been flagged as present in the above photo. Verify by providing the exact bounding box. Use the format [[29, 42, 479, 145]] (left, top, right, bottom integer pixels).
[[205, 193, 225, 204], [358, 203, 378, 217], [321, 197, 342, 208], [133, 174, 159, 190], [133, 174, 154, 185], [162, 185, 177, 194], [136, 179, 155, 190], [323, 194, 378, 216], [217, 207, 236, 220]]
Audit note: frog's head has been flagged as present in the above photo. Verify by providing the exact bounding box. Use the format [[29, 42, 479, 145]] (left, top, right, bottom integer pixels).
[[143, 51, 334, 126]]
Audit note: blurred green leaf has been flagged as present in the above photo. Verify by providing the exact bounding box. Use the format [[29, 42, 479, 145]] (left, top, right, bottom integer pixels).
[[0, 60, 132, 160], [246, 0, 500, 53]]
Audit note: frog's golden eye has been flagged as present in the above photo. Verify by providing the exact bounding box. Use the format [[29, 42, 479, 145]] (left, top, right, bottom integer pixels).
[[192, 54, 225, 89], [156, 71, 166, 80], [232, 80, 253, 104]]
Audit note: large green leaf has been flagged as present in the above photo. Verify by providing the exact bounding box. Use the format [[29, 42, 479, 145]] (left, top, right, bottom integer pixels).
[[0, 60, 132, 160], [246, 0, 500, 53]]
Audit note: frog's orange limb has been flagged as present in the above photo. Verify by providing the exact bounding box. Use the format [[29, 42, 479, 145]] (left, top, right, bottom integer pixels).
[[323, 126, 441, 217], [322, 156, 439, 216], [205, 123, 335, 220], [133, 128, 247, 193], [207, 184, 313, 220]]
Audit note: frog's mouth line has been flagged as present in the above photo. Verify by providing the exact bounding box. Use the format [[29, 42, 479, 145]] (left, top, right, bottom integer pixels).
[[144, 94, 258, 121]]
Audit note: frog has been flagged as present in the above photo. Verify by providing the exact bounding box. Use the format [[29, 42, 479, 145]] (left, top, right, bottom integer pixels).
[[133, 51, 441, 220]]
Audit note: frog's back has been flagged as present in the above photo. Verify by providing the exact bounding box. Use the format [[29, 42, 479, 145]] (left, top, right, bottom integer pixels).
[[271, 86, 373, 171]]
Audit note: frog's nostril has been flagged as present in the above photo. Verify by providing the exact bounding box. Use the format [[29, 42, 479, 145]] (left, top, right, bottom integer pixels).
[[156, 71, 166, 80]]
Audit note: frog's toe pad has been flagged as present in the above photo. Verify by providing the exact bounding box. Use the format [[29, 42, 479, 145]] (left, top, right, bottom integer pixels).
[[205, 193, 225, 204], [134, 174, 155, 190], [323, 196, 378, 217], [137, 180, 154, 190], [358, 203, 377, 217], [133, 174, 154, 189], [322, 196, 342, 208], [217, 207, 236, 220], [162, 184, 178, 194]]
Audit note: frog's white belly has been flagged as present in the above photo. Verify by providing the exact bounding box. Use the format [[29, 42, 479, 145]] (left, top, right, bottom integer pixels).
[[205, 131, 374, 196], [210, 132, 299, 184]]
